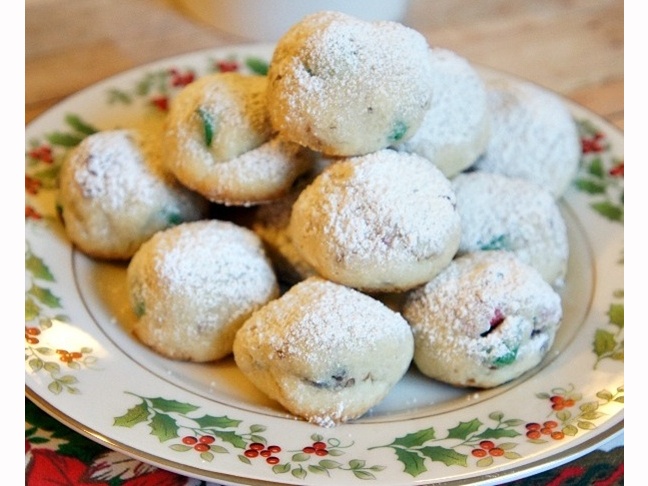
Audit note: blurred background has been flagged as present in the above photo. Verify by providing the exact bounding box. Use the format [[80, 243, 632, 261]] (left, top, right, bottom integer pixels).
[[25, 0, 623, 128]]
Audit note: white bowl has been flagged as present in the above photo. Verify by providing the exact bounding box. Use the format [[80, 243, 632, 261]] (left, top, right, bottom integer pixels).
[[176, 0, 411, 41]]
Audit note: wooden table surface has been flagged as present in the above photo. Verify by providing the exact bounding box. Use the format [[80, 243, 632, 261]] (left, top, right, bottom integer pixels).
[[25, 0, 625, 484], [26, 0, 623, 129]]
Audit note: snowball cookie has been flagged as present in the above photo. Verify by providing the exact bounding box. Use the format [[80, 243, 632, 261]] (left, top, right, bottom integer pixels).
[[250, 184, 318, 285], [402, 251, 563, 388], [164, 71, 314, 205], [289, 149, 461, 292], [452, 171, 569, 288], [267, 11, 434, 156], [396, 48, 491, 178], [473, 77, 580, 198], [233, 276, 414, 427], [58, 128, 209, 260], [127, 220, 279, 362], [173, 137, 315, 206]]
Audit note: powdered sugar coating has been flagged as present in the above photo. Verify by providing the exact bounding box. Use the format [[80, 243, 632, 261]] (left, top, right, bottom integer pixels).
[[289, 149, 461, 292], [453, 171, 569, 288], [233, 276, 414, 427], [267, 11, 434, 156], [127, 220, 279, 362], [58, 129, 209, 260], [473, 77, 580, 198], [396, 48, 491, 178], [166, 72, 270, 164], [402, 251, 562, 388], [164, 72, 314, 205], [180, 137, 315, 206]]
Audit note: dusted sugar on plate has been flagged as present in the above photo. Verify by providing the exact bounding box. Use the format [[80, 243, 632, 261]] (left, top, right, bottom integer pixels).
[[452, 171, 569, 288], [473, 77, 580, 198], [288, 149, 461, 292], [402, 251, 563, 389], [58, 128, 209, 260], [233, 276, 414, 427], [267, 10, 434, 156], [164, 71, 314, 205], [396, 47, 491, 178], [127, 220, 279, 362]]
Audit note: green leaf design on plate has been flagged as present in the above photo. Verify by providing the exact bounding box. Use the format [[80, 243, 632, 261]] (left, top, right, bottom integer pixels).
[[373, 413, 524, 476], [150, 412, 181, 442], [575, 119, 624, 223], [64, 114, 98, 135], [245, 57, 269, 75], [418, 446, 468, 467], [593, 289, 624, 368], [447, 420, 482, 440], [113, 402, 150, 428], [25, 252, 54, 281], [194, 414, 242, 429]]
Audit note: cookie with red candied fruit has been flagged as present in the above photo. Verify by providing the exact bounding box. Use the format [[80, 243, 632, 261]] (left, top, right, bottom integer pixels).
[[402, 251, 563, 388]]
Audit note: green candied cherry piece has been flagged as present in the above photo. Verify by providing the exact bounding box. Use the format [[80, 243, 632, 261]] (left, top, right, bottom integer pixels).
[[196, 107, 216, 147], [387, 120, 408, 143], [492, 347, 518, 367], [480, 234, 510, 251], [134, 300, 146, 318], [165, 211, 184, 226]]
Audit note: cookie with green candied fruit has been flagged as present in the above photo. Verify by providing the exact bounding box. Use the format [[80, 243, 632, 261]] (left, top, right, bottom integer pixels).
[[267, 11, 434, 156], [127, 220, 279, 362], [402, 251, 563, 389], [58, 128, 209, 260], [164, 71, 314, 206]]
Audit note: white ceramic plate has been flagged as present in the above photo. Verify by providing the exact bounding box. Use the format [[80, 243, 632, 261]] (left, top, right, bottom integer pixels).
[[25, 44, 624, 486]]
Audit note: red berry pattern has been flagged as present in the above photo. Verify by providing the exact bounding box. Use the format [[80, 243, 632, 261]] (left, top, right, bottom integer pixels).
[[302, 440, 329, 456], [243, 442, 282, 464], [581, 131, 606, 153], [550, 395, 576, 411], [172, 434, 229, 461], [27, 145, 54, 163], [150, 95, 169, 111], [25, 327, 41, 345], [25, 206, 43, 220], [609, 161, 624, 177], [25, 319, 98, 394], [25, 175, 43, 195], [525, 421, 564, 441], [169, 68, 195, 87], [216, 59, 239, 72], [56, 349, 84, 363], [471, 440, 506, 458]]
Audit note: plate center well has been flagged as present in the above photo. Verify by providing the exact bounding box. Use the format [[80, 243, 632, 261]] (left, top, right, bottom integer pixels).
[[75, 203, 593, 423]]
